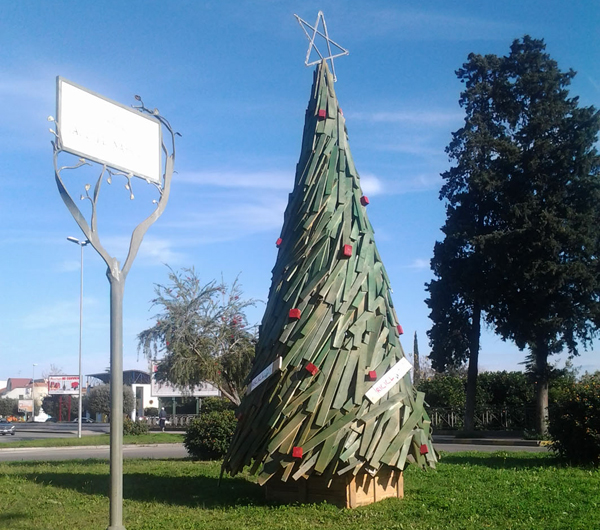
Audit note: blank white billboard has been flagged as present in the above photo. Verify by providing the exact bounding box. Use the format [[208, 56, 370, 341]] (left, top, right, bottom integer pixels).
[[57, 77, 162, 183]]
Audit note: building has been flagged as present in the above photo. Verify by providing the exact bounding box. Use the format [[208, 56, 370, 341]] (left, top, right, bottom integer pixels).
[[86, 369, 220, 420]]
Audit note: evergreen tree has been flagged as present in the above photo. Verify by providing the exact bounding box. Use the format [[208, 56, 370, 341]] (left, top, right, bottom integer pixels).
[[428, 36, 600, 434], [223, 61, 435, 486], [413, 331, 421, 385], [486, 37, 600, 434], [426, 51, 507, 431]]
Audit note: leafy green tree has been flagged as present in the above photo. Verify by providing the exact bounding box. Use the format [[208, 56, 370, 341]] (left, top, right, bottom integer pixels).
[[200, 396, 236, 414], [0, 398, 18, 417], [42, 394, 79, 420], [429, 36, 600, 434], [86, 384, 134, 417], [138, 267, 256, 406]]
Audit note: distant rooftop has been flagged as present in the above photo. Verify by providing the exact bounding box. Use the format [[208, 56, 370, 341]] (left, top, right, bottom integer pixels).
[[86, 370, 151, 386]]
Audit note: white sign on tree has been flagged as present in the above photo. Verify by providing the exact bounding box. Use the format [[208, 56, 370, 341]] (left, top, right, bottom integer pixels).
[[365, 358, 412, 404], [57, 77, 162, 183]]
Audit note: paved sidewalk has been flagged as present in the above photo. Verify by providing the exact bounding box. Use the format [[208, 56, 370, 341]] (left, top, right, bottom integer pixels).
[[432, 432, 549, 447]]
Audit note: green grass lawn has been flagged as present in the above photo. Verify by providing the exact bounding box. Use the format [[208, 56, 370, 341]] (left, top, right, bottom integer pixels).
[[0, 452, 597, 530], [0, 432, 184, 448]]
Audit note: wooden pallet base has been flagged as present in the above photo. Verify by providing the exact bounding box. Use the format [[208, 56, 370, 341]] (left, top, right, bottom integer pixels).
[[265, 466, 403, 508]]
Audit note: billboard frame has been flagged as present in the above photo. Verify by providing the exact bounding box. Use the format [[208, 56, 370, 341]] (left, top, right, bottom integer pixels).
[[56, 77, 162, 183], [48, 375, 81, 396]]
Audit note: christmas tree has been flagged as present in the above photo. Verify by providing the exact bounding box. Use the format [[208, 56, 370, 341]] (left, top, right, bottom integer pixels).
[[223, 60, 435, 492]]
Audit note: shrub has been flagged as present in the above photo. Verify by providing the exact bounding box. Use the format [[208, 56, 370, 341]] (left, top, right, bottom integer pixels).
[[184, 410, 237, 460], [124, 417, 150, 436], [548, 379, 600, 466], [417, 374, 466, 411], [200, 397, 236, 414], [144, 407, 159, 417]]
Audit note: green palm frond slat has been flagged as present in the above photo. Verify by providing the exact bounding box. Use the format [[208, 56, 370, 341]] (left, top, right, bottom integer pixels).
[[222, 60, 435, 484]]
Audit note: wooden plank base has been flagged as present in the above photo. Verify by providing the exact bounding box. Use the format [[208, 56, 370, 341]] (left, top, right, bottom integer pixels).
[[265, 466, 403, 508]]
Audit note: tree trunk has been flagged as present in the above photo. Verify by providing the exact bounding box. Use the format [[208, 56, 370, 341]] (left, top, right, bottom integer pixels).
[[463, 303, 481, 432], [533, 342, 549, 435]]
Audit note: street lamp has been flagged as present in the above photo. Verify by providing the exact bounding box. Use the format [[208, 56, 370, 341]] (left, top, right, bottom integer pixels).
[[31, 363, 38, 422], [68, 236, 89, 439]]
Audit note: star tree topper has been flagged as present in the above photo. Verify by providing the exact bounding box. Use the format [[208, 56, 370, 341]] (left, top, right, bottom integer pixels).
[[294, 11, 348, 82]]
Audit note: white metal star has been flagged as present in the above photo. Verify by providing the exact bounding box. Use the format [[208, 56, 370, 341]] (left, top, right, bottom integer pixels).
[[294, 11, 349, 82]]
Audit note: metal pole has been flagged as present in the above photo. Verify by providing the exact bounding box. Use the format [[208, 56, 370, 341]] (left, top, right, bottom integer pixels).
[[108, 271, 126, 530], [77, 240, 85, 438], [68, 236, 88, 439]]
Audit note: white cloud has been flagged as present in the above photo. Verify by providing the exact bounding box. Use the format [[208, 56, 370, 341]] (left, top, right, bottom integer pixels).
[[359, 173, 384, 196], [356, 9, 521, 41], [350, 110, 462, 126], [137, 236, 186, 265], [377, 140, 444, 158], [171, 198, 287, 242], [0, 71, 56, 152], [58, 259, 82, 273], [587, 76, 600, 93], [395, 173, 443, 194], [177, 170, 293, 190], [405, 258, 430, 270], [0, 75, 52, 102], [359, 172, 442, 196], [22, 297, 100, 330], [98, 235, 186, 267]]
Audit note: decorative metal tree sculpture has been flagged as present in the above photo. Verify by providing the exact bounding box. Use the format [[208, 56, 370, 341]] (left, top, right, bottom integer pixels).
[[223, 59, 436, 507], [51, 79, 176, 530]]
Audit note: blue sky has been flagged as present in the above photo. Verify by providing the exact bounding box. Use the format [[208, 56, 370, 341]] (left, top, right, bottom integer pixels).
[[1, 0, 599, 383]]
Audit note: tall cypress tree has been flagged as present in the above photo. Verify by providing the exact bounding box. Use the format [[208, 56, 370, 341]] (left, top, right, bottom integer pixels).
[[426, 51, 507, 431], [428, 36, 600, 435], [488, 37, 600, 434], [223, 61, 435, 485]]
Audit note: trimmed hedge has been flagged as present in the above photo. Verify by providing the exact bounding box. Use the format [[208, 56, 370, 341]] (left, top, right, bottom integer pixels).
[[549, 378, 600, 466], [184, 410, 237, 460]]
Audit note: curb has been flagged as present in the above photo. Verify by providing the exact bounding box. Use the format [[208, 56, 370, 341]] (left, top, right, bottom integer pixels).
[[432, 436, 546, 447]]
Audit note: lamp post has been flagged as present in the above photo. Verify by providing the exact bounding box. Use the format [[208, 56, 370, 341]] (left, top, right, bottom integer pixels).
[[31, 363, 37, 422], [68, 236, 88, 439]]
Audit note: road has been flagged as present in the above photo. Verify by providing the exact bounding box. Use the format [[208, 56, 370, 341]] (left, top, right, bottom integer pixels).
[[0, 443, 185, 462], [0, 441, 547, 462], [0, 422, 109, 444]]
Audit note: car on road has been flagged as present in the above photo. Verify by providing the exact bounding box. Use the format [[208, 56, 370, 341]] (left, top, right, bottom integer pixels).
[[71, 417, 94, 423], [0, 419, 15, 436]]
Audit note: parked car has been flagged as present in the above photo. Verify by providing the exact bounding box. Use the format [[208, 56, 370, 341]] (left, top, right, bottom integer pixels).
[[0, 419, 15, 435], [71, 417, 94, 423]]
